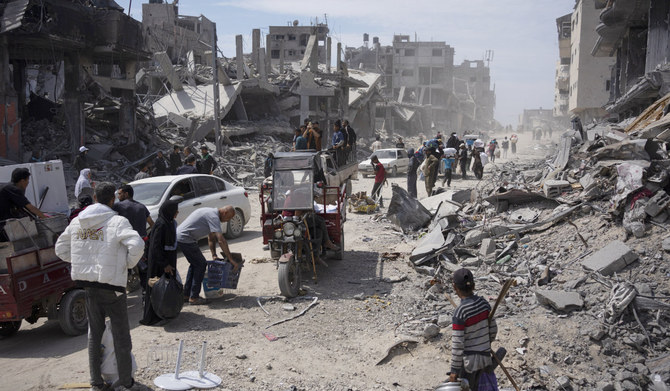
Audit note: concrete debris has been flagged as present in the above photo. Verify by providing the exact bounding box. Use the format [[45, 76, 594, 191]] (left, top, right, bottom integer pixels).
[[535, 289, 584, 312], [582, 241, 638, 276]]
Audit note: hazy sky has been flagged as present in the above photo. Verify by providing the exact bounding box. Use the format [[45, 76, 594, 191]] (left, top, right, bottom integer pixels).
[[127, 0, 576, 127]]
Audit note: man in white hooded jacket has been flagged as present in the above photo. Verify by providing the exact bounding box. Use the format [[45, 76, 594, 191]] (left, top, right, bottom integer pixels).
[[56, 182, 144, 391]]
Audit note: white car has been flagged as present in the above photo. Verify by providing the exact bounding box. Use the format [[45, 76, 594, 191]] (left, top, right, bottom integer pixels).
[[358, 148, 409, 177], [129, 174, 251, 239]]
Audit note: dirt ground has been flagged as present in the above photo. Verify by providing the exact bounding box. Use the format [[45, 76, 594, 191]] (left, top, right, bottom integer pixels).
[[1, 133, 563, 391]]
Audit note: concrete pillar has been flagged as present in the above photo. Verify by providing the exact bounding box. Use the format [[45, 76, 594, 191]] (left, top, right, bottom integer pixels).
[[336, 42, 342, 72], [279, 39, 285, 73], [300, 94, 309, 124], [119, 89, 136, 143], [64, 52, 84, 155], [252, 28, 260, 74], [258, 48, 267, 79], [310, 35, 318, 73], [326, 37, 332, 73], [236, 35, 244, 80], [265, 34, 272, 75]]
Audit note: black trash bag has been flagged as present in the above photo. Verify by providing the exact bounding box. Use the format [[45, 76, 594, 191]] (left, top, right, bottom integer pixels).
[[386, 184, 432, 233], [150, 273, 184, 320]]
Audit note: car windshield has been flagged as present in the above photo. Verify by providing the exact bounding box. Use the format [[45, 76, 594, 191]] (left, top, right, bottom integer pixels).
[[373, 150, 397, 160], [273, 170, 314, 210], [130, 182, 170, 206]]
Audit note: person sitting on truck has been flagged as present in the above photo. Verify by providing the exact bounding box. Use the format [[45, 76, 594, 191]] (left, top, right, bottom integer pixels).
[[55, 182, 145, 391], [331, 120, 346, 166], [0, 168, 47, 239], [343, 120, 356, 152]]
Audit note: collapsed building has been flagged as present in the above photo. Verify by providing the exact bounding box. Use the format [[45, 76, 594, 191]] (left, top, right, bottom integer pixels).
[[346, 34, 498, 136]]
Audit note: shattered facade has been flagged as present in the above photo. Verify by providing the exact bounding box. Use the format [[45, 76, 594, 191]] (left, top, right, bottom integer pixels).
[[0, 0, 148, 162], [593, 0, 670, 119], [452, 60, 496, 131], [554, 13, 571, 118], [268, 22, 329, 68], [568, 0, 615, 122]]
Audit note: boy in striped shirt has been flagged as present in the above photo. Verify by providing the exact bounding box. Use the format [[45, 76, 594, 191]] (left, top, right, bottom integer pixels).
[[448, 268, 498, 389]]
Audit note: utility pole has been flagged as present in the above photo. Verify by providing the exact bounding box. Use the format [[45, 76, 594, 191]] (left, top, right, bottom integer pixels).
[[212, 23, 221, 155]]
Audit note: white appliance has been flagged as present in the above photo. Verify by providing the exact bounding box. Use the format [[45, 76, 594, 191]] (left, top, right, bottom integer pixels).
[[0, 160, 70, 215]]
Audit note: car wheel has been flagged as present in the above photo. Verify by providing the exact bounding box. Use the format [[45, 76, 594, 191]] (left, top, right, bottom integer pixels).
[[225, 209, 244, 239]]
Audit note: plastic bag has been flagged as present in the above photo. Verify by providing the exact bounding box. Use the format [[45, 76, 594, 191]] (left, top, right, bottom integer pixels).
[[150, 273, 184, 319], [477, 371, 498, 391], [98, 319, 137, 384]]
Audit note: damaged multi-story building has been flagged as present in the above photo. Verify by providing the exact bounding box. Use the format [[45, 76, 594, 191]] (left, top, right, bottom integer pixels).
[[592, 0, 670, 119], [0, 0, 148, 163], [346, 34, 497, 136], [567, 0, 615, 123], [554, 13, 572, 119]]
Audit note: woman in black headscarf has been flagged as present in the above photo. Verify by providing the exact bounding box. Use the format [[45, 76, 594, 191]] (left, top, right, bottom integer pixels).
[[140, 200, 179, 326]]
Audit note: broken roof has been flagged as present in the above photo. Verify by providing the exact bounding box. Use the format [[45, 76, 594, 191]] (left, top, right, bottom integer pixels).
[[152, 83, 242, 121]]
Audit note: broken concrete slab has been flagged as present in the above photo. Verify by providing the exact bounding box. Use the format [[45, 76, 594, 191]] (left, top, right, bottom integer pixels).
[[543, 179, 571, 198], [535, 289, 584, 312], [464, 228, 490, 247], [483, 189, 556, 210], [479, 238, 496, 257], [152, 83, 243, 121], [419, 191, 462, 215], [409, 225, 446, 262], [582, 240, 638, 276]]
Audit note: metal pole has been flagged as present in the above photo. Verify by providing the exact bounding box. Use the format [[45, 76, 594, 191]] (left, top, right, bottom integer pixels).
[[175, 340, 184, 378], [212, 23, 222, 156], [198, 341, 207, 378]]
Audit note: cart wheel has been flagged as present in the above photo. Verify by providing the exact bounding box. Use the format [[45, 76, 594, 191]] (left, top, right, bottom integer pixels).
[[59, 289, 88, 336], [278, 255, 301, 298], [0, 320, 21, 337], [334, 227, 345, 260]]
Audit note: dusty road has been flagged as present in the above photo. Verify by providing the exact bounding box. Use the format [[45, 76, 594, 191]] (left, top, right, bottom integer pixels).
[[0, 133, 555, 391]]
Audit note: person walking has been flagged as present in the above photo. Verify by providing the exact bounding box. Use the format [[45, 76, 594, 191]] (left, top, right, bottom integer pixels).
[[406, 148, 422, 198], [75, 168, 93, 199], [140, 200, 179, 326], [457, 144, 468, 179], [135, 162, 151, 180], [441, 151, 455, 187], [422, 147, 439, 197], [169, 145, 182, 175], [176, 155, 198, 175], [447, 268, 498, 390], [510, 134, 518, 154], [370, 155, 386, 207], [487, 139, 498, 163], [501, 137, 509, 159], [200, 146, 217, 175], [73, 146, 89, 173], [55, 182, 145, 391], [446, 132, 460, 149], [371, 135, 382, 152], [152, 151, 169, 176], [176, 206, 240, 305]]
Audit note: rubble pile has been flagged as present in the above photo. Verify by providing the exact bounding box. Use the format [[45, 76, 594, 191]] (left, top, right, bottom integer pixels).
[[388, 116, 670, 389], [21, 119, 69, 161]]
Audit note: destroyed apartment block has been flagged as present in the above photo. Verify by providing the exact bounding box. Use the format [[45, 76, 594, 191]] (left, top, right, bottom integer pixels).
[[0, 0, 150, 165]]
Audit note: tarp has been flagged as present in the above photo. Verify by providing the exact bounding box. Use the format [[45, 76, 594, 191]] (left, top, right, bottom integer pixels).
[[386, 184, 432, 233]]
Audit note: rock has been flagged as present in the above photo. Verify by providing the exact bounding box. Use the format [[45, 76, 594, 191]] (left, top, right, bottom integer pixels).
[[555, 375, 571, 389], [619, 380, 637, 391], [535, 289, 584, 312], [596, 382, 615, 391], [414, 266, 436, 276], [423, 323, 440, 339], [662, 236, 670, 252], [353, 293, 366, 301], [265, 363, 273, 370], [437, 315, 451, 328], [589, 328, 607, 341], [623, 333, 646, 350], [236, 353, 248, 359], [282, 304, 296, 311], [479, 238, 496, 257], [382, 275, 408, 283], [581, 241, 638, 276]]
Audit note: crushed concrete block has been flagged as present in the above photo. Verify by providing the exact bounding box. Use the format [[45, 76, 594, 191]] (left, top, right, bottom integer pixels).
[[437, 315, 451, 328], [464, 229, 490, 247], [535, 289, 584, 312], [662, 236, 670, 252], [462, 257, 482, 268], [555, 375, 571, 389], [543, 180, 571, 198], [645, 191, 670, 217], [652, 211, 668, 223], [582, 240, 638, 276], [410, 225, 446, 263], [479, 238, 496, 257]]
